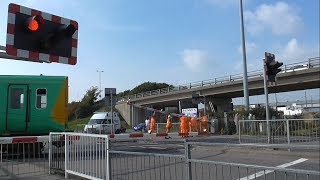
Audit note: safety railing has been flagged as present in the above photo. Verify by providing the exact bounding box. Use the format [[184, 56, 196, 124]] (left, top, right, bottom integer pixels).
[[0, 136, 49, 179], [49, 132, 110, 179], [185, 142, 320, 180], [238, 119, 320, 144], [50, 132, 320, 180], [117, 57, 320, 102]]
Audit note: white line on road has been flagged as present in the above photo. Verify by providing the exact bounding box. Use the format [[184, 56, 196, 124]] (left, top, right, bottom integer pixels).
[[238, 158, 308, 180]]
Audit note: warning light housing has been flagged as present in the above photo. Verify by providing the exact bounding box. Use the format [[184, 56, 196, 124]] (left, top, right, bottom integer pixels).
[[6, 3, 78, 65]]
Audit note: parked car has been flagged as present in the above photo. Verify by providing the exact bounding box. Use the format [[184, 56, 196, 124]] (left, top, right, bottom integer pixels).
[[84, 112, 126, 134], [133, 123, 146, 132]]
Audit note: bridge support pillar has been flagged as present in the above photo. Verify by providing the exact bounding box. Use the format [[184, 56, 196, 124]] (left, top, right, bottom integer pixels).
[[204, 97, 233, 114]]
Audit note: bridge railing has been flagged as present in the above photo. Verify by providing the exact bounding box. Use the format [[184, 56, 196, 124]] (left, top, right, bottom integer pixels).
[[118, 57, 320, 102]]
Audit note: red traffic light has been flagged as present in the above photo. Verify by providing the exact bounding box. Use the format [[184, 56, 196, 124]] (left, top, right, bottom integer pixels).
[[25, 15, 44, 32]]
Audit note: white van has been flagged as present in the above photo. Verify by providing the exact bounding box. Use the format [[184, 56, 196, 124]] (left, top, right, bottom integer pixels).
[[84, 112, 125, 134]]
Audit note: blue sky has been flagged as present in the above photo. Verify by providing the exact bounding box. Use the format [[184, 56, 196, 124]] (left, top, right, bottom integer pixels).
[[0, 0, 319, 104]]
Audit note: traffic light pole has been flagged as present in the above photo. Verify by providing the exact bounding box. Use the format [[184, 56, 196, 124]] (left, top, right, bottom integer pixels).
[[263, 60, 271, 144]]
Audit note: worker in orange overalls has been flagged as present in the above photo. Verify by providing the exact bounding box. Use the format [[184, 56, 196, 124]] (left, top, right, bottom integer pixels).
[[180, 115, 189, 137], [165, 115, 172, 139], [149, 115, 156, 134], [190, 116, 198, 132], [166, 115, 172, 134], [201, 115, 208, 133]]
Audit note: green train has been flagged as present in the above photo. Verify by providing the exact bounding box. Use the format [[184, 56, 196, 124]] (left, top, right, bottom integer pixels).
[[0, 75, 68, 136]]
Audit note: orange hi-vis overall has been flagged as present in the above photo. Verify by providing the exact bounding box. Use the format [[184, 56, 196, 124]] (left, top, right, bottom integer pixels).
[[180, 116, 189, 134], [166, 117, 172, 133], [150, 116, 156, 133], [190, 117, 198, 132]]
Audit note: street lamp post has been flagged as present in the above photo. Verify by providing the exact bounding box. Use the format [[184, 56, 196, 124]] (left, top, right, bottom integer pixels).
[[97, 70, 104, 99], [239, 0, 250, 111]]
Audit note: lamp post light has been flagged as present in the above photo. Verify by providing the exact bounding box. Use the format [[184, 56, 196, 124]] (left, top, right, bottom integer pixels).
[[239, 0, 250, 111], [97, 70, 104, 99]]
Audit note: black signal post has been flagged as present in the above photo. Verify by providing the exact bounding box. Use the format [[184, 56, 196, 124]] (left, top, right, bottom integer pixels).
[[263, 52, 283, 144]]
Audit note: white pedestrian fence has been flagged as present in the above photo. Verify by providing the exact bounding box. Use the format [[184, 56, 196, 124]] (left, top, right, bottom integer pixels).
[[49, 132, 320, 180], [238, 119, 320, 144]]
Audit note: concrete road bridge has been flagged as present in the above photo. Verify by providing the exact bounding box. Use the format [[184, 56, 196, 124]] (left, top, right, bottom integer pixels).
[[116, 57, 320, 126]]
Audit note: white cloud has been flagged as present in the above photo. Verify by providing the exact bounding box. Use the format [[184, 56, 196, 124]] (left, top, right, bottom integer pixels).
[[181, 49, 208, 72], [244, 2, 303, 35], [281, 38, 303, 60], [238, 42, 257, 54], [280, 38, 319, 62]]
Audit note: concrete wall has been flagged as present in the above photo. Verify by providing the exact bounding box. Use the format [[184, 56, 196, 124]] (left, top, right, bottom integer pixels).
[[115, 103, 146, 127]]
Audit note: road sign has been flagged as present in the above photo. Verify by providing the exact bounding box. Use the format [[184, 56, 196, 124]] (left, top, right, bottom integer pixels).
[[105, 88, 116, 106], [6, 3, 78, 65]]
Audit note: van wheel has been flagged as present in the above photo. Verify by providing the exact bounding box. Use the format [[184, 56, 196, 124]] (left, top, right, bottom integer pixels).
[[115, 129, 120, 134]]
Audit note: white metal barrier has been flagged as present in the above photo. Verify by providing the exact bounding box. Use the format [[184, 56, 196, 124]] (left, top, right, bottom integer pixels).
[[239, 119, 320, 144], [49, 132, 110, 179], [49, 132, 320, 180]]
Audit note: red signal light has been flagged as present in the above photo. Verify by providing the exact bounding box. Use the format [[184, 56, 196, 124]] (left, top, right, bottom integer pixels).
[[25, 15, 44, 32], [28, 19, 39, 31]]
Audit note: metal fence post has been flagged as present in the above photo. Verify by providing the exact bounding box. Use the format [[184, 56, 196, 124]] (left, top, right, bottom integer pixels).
[[0, 144, 2, 163], [238, 121, 241, 144], [286, 119, 290, 145], [106, 135, 110, 180], [184, 140, 192, 180], [156, 124, 159, 133], [48, 133, 52, 174], [64, 133, 68, 179]]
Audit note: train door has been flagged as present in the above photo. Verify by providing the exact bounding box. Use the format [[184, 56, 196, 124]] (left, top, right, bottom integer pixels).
[[7, 85, 28, 132]]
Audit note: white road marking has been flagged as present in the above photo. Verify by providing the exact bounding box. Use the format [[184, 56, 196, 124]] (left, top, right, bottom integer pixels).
[[238, 158, 308, 180]]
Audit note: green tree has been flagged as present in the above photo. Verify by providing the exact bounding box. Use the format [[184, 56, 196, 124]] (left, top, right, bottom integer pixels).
[[118, 82, 172, 97], [68, 101, 80, 120], [75, 86, 101, 118]]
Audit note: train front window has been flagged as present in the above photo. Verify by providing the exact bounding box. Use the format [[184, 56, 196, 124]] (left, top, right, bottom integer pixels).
[[10, 88, 24, 109], [36, 89, 47, 109]]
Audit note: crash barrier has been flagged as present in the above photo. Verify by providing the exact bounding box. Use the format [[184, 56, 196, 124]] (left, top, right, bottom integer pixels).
[[239, 119, 320, 144], [50, 132, 320, 180], [0, 136, 49, 179]]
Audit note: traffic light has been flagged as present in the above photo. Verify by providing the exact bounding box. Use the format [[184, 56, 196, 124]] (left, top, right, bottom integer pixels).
[[264, 52, 283, 82], [6, 3, 78, 65]]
